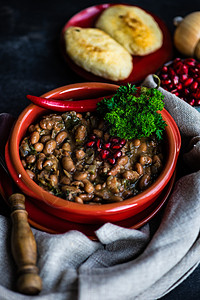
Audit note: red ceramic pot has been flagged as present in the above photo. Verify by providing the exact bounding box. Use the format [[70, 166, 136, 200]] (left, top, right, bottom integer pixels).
[[5, 82, 181, 224]]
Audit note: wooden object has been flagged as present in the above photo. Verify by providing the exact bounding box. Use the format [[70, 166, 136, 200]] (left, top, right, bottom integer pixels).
[[174, 12, 200, 59], [8, 193, 42, 295]]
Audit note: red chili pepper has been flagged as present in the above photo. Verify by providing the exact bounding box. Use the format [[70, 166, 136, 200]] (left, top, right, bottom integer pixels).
[[26, 94, 112, 112]]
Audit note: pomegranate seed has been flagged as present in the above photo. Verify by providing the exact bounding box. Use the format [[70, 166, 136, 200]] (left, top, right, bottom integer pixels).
[[110, 137, 120, 143], [190, 81, 198, 91], [185, 58, 196, 66], [182, 64, 189, 74], [169, 67, 176, 77], [111, 144, 122, 150], [108, 158, 116, 165], [196, 63, 200, 69], [174, 61, 183, 74], [177, 83, 183, 90], [158, 57, 200, 105], [184, 78, 194, 87], [90, 135, 96, 140], [173, 58, 181, 63], [194, 88, 200, 99], [161, 79, 171, 86], [161, 73, 168, 79], [180, 74, 188, 82], [103, 142, 111, 149], [190, 67, 199, 75], [100, 149, 109, 160], [161, 66, 168, 72], [113, 150, 122, 159], [120, 138, 126, 145], [96, 139, 101, 149], [172, 76, 179, 85], [183, 88, 190, 96], [86, 141, 95, 147], [189, 99, 195, 106]]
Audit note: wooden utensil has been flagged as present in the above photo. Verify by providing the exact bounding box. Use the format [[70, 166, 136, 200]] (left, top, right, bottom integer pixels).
[[9, 193, 42, 295], [0, 113, 42, 295]]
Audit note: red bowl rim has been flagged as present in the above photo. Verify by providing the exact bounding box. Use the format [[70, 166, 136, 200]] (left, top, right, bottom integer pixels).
[[6, 82, 181, 216]]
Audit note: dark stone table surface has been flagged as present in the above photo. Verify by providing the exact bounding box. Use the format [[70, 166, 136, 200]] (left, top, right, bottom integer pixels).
[[0, 1, 200, 299]]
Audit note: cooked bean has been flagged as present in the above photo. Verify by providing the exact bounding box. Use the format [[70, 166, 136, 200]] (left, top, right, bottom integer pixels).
[[28, 124, 35, 133], [89, 173, 97, 181], [40, 135, 51, 143], [152, 155, 161, 164], [117, 155, 128, 166], [149, 140, 157, 147], [34, 142, 44, 152], [74, 171, 88, 181], [43, 139, 57, 154], [26, 169, 35, 179], [60, 176, 71, 185], [46, 120, 54, 130], [30, 131, 40, 144], [26, 155, 36, 164], [20, 110, 164, 204], [104, 132, 110, 141], [106, 176, 119, 193], [93, 197, 102, 203], [62, 156, 75, 172], [49, 175, 58, 187], [139, 142, 147, 152], [108, 164, 120, 176], [83, 179, 94, 194], [39, 119, 48, 130], [43, 159, 54, 170], [135, 163, 143, 175], [62, 150, 70, 157], [74, 196, 83, 204], [79, 193, 94, 201], [75, 125, 86, 142], [139, 174, 151, 190], [145, 167, 151, 176], [93, 129, 103, 138], [21, 159, 27, 168], [122, 170, 139, 181], [75, 149, 85, 160], [131, 139, 141, 148], [56, 131, 68, 144], [109, 195, 123, 202], [95, 184, 102, 191], [139, 155, 152, 165], [76, 113, 82, 119], [62, 142, 71, 152]]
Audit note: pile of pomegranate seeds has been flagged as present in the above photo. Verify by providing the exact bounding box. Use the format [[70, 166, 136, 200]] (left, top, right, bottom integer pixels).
[[158, 58, 200, 106], [86, 135, 126, 165]]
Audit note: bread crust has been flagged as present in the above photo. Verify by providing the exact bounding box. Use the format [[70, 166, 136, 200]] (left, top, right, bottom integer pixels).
[[64, 26, 133, 81], [95, 5, 163, 56]]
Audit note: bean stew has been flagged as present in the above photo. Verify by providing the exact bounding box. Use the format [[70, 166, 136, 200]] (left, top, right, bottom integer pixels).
[[19, 111, 164, 204]]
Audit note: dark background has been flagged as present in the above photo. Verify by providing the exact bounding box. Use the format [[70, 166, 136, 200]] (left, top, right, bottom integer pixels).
[[0, 0, 200, 299]]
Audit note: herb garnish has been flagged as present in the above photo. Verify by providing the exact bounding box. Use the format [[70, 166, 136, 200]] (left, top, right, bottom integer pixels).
[[97, 83, 166, 140]]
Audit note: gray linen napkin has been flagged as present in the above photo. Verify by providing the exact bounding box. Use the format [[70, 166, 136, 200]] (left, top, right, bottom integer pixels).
[[0, 74, 200, 300]]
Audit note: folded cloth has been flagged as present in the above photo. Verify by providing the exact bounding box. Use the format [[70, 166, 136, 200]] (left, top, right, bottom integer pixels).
[[0, 75, 200, 300]]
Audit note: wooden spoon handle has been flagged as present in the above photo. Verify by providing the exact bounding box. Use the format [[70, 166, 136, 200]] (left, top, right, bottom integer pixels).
[[8, 193, 42, 295]]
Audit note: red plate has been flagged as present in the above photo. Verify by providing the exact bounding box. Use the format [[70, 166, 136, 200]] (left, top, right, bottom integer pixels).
[[61, 3, 173, 84]]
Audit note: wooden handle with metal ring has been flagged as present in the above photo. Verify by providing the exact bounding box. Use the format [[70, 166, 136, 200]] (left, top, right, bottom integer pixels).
[[8, 193, 42, 295]]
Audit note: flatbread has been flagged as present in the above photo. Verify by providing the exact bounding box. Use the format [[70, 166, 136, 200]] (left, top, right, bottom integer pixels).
[[64, 26, 133, 81], [95, 5, 163, 56]]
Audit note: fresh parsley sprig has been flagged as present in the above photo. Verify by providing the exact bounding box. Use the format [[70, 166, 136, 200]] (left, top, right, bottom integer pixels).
[[97, 83, 166, 140]]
